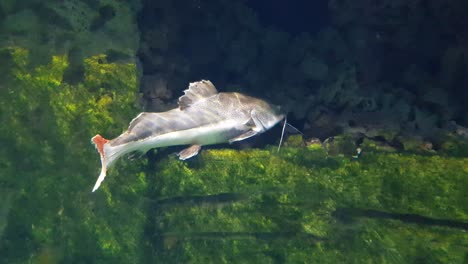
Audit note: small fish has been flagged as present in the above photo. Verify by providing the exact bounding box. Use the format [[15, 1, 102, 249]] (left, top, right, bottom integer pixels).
[[91, 80, 284, 192]]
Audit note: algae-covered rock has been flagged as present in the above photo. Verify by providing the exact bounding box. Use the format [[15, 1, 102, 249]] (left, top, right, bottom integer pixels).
[[283, 134, 305, 148], [398, 136, 435, 154], [146, 145, 468, 263], [322, 134, 357, 156], [0, 47, 146, 263], [437, 134, 468, 157], [0, 0, 140, 63]]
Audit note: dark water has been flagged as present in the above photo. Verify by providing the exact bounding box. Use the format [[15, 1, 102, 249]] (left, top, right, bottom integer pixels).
[[1, 0, 468, 263]]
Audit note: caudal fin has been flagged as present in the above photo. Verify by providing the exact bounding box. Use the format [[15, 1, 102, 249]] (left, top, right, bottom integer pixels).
[[91, 134, 109, 192]]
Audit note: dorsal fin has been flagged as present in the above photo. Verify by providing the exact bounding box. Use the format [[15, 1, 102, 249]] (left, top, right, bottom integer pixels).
[[178, 80, 218, 110]]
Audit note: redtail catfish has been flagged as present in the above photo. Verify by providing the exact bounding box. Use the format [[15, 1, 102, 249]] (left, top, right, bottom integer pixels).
[[91, 80, 284, 192]]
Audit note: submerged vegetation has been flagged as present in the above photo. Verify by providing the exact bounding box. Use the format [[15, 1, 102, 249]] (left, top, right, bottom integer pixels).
[[0, 47, 145, 263], [148, 143, 468, 263], [0, 48, 467, 263]]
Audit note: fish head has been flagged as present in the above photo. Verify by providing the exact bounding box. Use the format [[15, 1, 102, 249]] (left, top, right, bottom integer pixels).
[[220, 92, 285, 132], [252, 100, 285, 131]]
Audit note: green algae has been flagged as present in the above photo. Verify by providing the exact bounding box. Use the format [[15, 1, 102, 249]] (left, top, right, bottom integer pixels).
[[152, 146, 468, 221], [148, 145, 468, 263], [1, 47, 468, 263], [0, 47, 145, 263], [438, 134, 468, 157]]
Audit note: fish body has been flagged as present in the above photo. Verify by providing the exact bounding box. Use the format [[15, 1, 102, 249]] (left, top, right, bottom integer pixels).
[[91, 80, 284, 192]]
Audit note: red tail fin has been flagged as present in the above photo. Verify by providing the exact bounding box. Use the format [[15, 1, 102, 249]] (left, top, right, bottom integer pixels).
[[92, 134, 108, 156], [91, 134, 109, 192]]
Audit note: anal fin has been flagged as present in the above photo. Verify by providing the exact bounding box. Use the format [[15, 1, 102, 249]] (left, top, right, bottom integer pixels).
[[178, 144, 202, 160], [228, 130, 258, 143]]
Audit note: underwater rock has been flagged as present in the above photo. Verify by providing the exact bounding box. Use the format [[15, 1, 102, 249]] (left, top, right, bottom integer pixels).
[[315, 27, 349, 62], [283, 134, 306, 148], [305, 137, 322, 150], [405, 107, 440, 136], [2, 9, 40, 34], [300, 55, 329, 81], [322, 135, 357, 156], [0, 0, 141, 65], [436, 132, 468, 157], [140, 74, 173, 112], [317, 64, 362, 109], [149, 144, 468, 262], [448, 121, 468, 138], [398, 136, 435, 153]]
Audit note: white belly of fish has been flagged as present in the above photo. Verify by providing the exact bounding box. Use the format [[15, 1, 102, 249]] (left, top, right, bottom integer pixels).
[[142, 119, 242, 147], [108, 119, 245, 161]]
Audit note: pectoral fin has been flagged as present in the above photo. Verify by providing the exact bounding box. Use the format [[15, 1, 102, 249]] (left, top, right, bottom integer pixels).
[[177, 144, 202, 160], [228, 130, 259, 143]]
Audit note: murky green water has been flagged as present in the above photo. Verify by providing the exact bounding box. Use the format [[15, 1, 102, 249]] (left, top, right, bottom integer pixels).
[[1, 47, 468, 263]]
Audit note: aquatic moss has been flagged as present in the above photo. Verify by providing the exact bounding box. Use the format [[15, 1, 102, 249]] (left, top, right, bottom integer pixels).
[[0, 47, 144, 263], [148, 144, 468, 263], [438, 134, 468, 157]]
